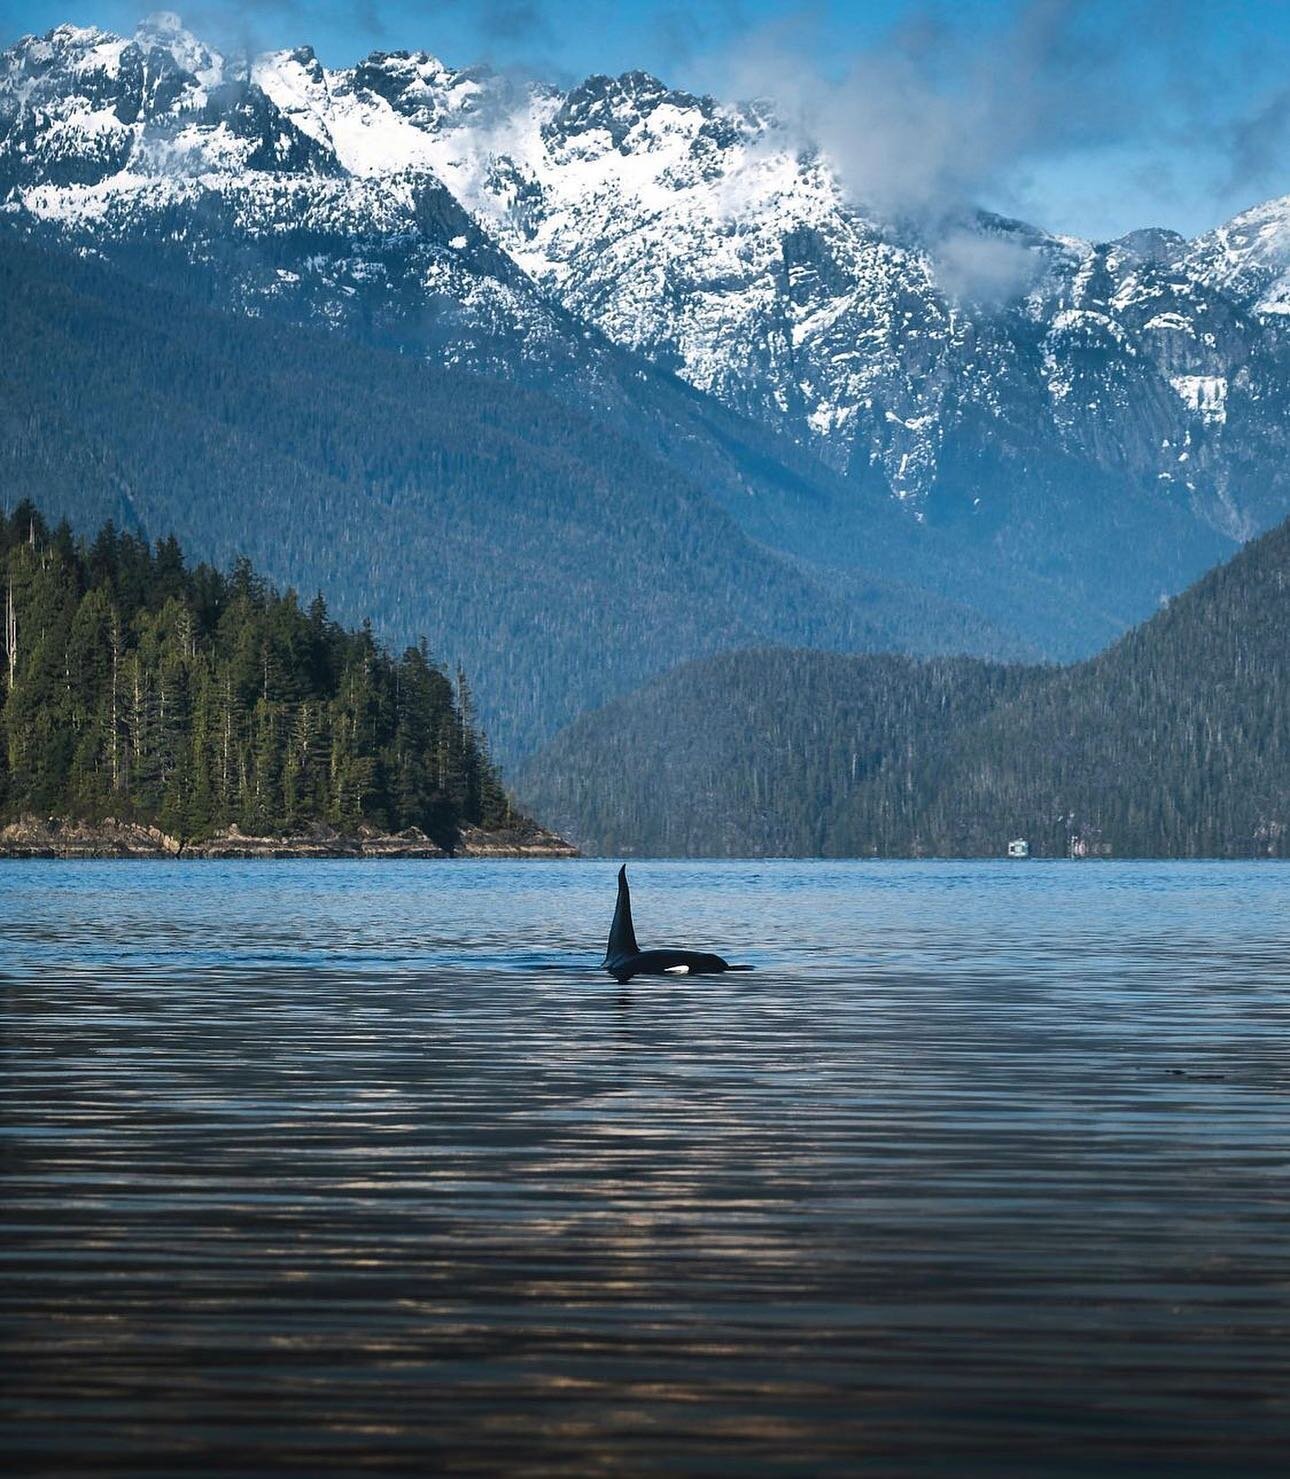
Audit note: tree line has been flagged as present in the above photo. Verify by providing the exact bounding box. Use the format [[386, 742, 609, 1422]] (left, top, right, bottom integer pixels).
[[1, 502, 513, 846]]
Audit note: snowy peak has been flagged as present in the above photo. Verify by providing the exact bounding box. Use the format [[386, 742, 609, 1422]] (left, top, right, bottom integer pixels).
[[132, 11, 224, 88], [246, 43, 540, 183], [0, 18, 336, 186], [544, 70, 712, 151], [1, 24, 178, 188], [240, 22, 1290, 527], [1105, 226, 1187, 267], [0, 18, 643, 421], [351, 49, 497, 131], [1, 14, 221, 112], [249, 46, 447, 177], [1188, 195, 1290, 316], [187, 77, 339, 175]]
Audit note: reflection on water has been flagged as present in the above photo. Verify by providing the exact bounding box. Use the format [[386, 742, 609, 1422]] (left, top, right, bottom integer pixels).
[[2, 859, 1290, 1474]]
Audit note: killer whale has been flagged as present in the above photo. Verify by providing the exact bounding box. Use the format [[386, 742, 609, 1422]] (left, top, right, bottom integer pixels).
[[602, 865, 753, 984]]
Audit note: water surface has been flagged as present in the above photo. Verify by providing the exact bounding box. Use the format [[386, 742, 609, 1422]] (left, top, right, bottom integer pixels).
[[3, 860, 1290, 1474]]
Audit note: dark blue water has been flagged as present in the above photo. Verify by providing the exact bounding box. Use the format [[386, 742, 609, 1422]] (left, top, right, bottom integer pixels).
[[3, 859, 1290, 1474]]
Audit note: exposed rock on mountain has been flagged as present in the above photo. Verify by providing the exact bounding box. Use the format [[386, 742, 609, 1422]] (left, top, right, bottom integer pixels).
[[250, 40, 1290, 552]]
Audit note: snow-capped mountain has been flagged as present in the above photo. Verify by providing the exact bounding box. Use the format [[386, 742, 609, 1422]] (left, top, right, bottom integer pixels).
[[2, 15, 906, 543], [1189, 196, 1290, 318], [243, 40, 1290, 544], [0, 18, 610, 388], [4, 14, 1290, 655]]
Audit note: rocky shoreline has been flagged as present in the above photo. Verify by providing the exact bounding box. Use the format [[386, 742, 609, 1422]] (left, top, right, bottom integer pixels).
[[0, 816, 578, 860]]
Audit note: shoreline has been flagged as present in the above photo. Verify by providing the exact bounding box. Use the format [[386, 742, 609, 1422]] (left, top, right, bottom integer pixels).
[[0, 816, 579, 861]]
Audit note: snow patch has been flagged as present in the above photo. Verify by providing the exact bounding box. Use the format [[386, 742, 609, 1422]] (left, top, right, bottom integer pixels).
[[1143, 312, 1194, 335], [884, 410, 936, 432], [1170, 375, 1227, 426]]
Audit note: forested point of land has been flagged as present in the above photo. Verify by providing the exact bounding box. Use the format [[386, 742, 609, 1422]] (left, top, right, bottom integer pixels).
[[0, 502, 516, 849]]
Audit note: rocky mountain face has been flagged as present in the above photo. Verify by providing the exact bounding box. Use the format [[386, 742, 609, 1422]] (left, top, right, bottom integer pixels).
[[4, 15, 1290, 657], [0, 20, 589, 381], [242, 42, 1290, 546], [0, 17, 952, 582]]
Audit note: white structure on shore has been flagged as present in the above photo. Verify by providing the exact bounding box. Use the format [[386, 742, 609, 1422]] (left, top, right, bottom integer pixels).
[[1007, 838, 1030, 859]]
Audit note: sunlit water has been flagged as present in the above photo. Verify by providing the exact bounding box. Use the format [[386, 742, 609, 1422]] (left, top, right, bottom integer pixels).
[[3, 859, 1290, 1474]]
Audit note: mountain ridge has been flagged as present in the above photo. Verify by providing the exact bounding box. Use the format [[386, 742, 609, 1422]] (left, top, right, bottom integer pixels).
[[4, 15, 1290, 669], [238, 30, 1290, 535]]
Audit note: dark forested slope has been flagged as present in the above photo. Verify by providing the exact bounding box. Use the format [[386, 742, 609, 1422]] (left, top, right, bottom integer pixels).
[[520, 516, 1290, 858], [519, 650, 1030, 856], [0, 505, 511, 847], [0, 236, 1016, 761]]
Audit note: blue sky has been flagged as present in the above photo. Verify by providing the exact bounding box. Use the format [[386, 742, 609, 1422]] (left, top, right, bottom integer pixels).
[[3, 1, 1288, 240]]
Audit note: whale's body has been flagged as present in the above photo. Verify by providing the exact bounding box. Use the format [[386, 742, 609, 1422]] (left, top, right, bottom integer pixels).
[[602, 865, 752, 984]]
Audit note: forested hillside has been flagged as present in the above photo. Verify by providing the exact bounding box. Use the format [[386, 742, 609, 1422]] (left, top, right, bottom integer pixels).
[[0, 504, 511, 847], [0, 235, 1019, 762], [520, 516, 1290, 858]]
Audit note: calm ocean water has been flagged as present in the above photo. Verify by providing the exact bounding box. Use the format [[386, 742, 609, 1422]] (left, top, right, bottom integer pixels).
[[2, 858, 1290, 1475]]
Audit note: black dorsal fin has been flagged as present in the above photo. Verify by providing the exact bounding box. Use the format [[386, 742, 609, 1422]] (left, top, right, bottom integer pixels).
[[603, 864, 639, 964]]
